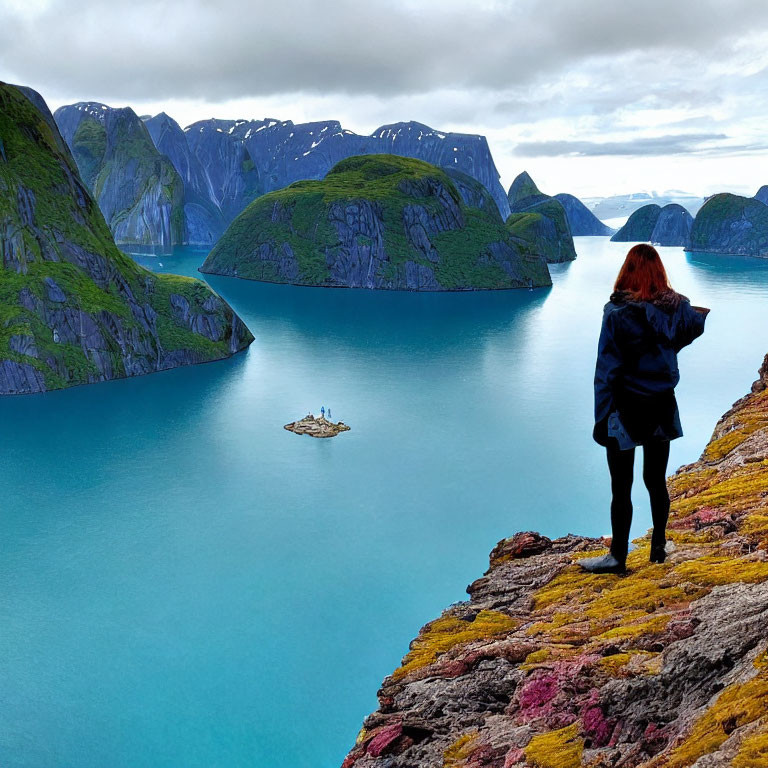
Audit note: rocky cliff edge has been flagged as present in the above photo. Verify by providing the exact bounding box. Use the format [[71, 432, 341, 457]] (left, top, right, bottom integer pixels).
[[343, 356, 768, 768]]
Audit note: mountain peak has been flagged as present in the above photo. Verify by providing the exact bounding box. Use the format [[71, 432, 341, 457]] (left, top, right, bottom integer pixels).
[[508, 171, 542, 205]]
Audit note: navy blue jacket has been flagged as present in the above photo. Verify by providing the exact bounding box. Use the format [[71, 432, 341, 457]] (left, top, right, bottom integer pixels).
[[594, 290, 706, 427]]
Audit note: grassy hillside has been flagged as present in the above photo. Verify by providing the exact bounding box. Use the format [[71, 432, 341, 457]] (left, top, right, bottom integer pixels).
[[0, 82, 252, 394], [507, 198, 578, 263]]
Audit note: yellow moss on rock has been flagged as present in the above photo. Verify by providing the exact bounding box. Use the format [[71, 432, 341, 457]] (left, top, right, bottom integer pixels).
[[704, 389, 768, 462], [524, 723, 583, 768], [660, 675, 768, 768], [443, 731, 479, 767], [742, 510, 768, 544], [522, 648, 551, 667], [667, 467, 718, 497], [596, 613, 672, 641], [733, 721, 768, 768], [672, 555, 768, 586], [392, 610, 518, 681], [671, 460, 768, 516]]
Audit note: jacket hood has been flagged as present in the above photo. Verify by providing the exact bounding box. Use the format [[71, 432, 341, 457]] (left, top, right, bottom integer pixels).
[[609, 289, 688, 343]]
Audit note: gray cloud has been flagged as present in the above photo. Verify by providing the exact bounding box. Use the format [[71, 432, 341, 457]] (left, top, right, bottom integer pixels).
[[2, 0, 768, 101], [513, 133, 733, 157]]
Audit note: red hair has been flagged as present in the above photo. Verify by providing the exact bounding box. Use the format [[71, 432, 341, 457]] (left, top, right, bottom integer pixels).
[[614, 243, 672, 301]]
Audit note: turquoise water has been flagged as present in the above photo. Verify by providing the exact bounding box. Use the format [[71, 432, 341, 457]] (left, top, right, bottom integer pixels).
[[1, 238, 767, 768]]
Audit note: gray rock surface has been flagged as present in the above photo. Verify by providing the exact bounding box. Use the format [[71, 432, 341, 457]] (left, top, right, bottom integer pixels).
[[554, 193, 616, 236], [54, 102, 185, 251], [650, 203, 694, 246], [143, 113, 227, 245]]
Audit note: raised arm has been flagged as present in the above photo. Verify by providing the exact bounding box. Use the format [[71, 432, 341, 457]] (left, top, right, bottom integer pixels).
[[673, 299, 707, 353]]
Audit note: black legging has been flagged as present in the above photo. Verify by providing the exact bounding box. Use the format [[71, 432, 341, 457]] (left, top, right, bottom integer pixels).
[[606, 439, 670, 561]]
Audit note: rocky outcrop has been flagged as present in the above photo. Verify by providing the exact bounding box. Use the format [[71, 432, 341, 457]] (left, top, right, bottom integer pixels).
[[54, 102, 185, 251], [443, 167, 502, 221], [0, 82, 253, 395], [611, 203, 693, 247], [284, 414, 350, 438], [688, 193, 768, 257], [143, 113, 227, 245], [506, 173, 577, 263], [507, 171, 546, 209], [201, 155, 551, 291], [506, 204, 577, 264], [342, 355, 768, 768], [554, 194, 616, 236], [754, 186, 768, 205]]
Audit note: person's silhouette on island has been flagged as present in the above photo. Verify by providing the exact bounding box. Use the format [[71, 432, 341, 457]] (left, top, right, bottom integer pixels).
[[327, 407, 332, 420], [321, 406, 325, 419], [582, 244, 709, 575]]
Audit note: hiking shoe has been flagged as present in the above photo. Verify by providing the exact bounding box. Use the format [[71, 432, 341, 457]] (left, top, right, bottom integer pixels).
[[579, 553, 627, 574]]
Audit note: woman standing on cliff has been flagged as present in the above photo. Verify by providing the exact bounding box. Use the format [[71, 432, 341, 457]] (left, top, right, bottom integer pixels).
[[581, 244, 709, 574]]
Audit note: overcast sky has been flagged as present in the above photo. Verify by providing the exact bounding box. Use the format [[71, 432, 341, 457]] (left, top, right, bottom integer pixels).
[[3, 0, 768, 198]]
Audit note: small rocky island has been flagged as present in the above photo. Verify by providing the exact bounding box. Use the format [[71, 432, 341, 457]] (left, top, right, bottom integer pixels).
[[284, 414, 350, 438]]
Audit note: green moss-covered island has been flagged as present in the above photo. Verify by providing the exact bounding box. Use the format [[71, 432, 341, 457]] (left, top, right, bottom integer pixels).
[[611, 203, 694, 247], [688, 193, 768, 257], [610, 204, 662, 242], [200, 155, 552, 291], [0, 82, 253, 395], [507, 198, 578, 263]]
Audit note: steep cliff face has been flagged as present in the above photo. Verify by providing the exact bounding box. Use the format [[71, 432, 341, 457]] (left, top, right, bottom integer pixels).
[[688, 193, 768, 257], [54, 106, 510, 243], [554, 194, 616, 236], [342, 357, 768, 768], [650, 204, 693, 247], [183, 118, 263, 224], [0, 82, 252, 395], [369, 123, 510, 220], [506, 205, 577, 264], [753, 186, 768, 205], [143, 113, 226, 245], [201, 155, 551, 291], [187, 118, 510, 221], [443, 167, 503, 222], [54, 102, 186, 251]]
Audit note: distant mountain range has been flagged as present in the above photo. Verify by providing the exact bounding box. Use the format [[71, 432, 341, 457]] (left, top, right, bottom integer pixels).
[[584, 191, 705, 220], [53, 103, 511, 250]]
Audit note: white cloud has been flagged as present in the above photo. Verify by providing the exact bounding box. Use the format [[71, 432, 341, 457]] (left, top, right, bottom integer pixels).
[[4, 0, 768, 197]]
